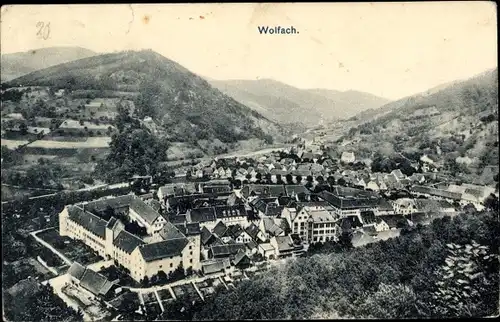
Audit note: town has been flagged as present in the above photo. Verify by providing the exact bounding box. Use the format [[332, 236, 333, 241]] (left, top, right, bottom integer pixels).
[[4, 140, 498, 320]]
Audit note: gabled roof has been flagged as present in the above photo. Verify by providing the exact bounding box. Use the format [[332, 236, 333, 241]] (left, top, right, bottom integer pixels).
[[175, 222, 201, 236], [233, 250, 250, 266], [273, 235, 294, 252], [226, 224, 244, 239], [138, 238, 189, 262], [67, 205, 107, 239], [201, 226, 216, 245], [67, 262, 86, 280], [80, 268, 109, 296], [113, 230, 145, 254], [212, 221, 228, 238], [377, 198, 394, 212], [188, 207, 217, 223], [210, 244, 247, 257], [378, 215, 409, 229], [262, 217, 284, 236], [160, 222, 187, 240], [245, 223, 261, 240], [411, 185, 462, 200], [242, 184, 286, 198], [285, 185, 311, 197], [317, 190, 379, 210], [202, 259, 231, 275], [246, 240, 258, 250]]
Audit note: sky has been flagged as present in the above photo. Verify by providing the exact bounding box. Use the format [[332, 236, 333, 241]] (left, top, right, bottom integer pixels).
[[1, 2, 497, 100]]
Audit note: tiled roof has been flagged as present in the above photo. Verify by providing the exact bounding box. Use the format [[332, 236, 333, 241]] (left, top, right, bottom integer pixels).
[[411, 186, 461, 200], [262, 218, 284, 236], [67, 205, 107, 239], [226, 224, 244, 239], [203, 185, 232, 194], [138, 238, 189, 262], [245, 223, 261, 240], [188, 207, 217, 223], [310, 210, 336, 223], [378, 215, 409, 229], [67, 262, 86, 280], [159, 222, 186, 240], [377, 198, 394, 212], [202, 259, 231, 275], [80, 269, 108, 295], [273, 236, 294, 252], [246, 240, 258, 250], [242, 184, 287, 198], [285, 185, 311, 197], [113, 230, 145, 254], [178, 222, 201, 236], [233, 250, 250, 266], [212, 221, 228, 238], [210, 244, 247, 257], [106, 217, 118, 229], [201, 226, 215, 245], [317, 190, 379, 210]]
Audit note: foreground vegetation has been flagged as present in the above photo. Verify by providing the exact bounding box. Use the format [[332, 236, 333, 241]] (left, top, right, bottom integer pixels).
[[161, 211, 499, 320]]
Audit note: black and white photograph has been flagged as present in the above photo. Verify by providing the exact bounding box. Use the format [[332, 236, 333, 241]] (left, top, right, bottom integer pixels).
[[1, 2, 498, 320]]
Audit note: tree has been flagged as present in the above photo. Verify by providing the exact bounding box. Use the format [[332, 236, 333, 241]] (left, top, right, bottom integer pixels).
[[338, 178, 347, 186], [327, 176, 336, 186], [286, 174, 294, 184], [296, 175, 303, 184]]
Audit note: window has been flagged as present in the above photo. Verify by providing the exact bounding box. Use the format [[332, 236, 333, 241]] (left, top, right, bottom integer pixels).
[[160, 265, 162, 269], [170, 263, 173, 268], [190, 251, 193, 255], [190, 259, 193, 263], [189, 245, 192, 250]]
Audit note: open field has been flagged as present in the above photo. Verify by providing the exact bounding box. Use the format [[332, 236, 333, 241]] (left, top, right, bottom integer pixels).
[[26, 137, 112, 148]]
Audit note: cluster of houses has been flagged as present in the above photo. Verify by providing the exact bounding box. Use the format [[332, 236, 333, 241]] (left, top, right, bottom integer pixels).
[[57, 148, 497, 296]]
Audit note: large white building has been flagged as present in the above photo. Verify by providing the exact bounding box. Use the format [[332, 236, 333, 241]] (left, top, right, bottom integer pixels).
[[59, 195, 201, 283]]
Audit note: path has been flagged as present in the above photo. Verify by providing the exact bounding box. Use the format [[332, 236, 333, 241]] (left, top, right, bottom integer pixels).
[[47, 274, 92, 321], [30, 228, 73, 266], [125, 271, 226, 293], [86, 259, 114, 272]]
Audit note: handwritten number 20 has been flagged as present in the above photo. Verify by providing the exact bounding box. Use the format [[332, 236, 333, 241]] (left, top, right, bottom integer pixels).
[[36, 22, 50, 40]]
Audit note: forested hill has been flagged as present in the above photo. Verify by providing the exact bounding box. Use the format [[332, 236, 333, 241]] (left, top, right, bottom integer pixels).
[[5, 50, 282, 144], [339, 68, 498, 184]]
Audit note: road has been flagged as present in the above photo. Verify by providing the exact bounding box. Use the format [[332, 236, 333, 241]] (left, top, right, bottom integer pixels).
[[46, 274, 93, 321]]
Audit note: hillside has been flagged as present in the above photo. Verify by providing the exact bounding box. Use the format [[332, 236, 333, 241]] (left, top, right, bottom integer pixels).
[[209, 79, 390, 126], [338, 67, 499, 184], [1, 46, 97, 82], [5, 50, 282, 144]]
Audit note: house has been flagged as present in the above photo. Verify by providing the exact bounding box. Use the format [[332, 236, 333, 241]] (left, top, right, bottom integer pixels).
[[226, 224, 253, 244], [187, 207, 218, 230], [67, 262, 117, 298], [376, 198, 395, 216], [232, 250, 251, 269], [284, 185, 311, 202], [259, 217, 285, 240], [245, 240, 259, 255], [212, 221, 229, 239], [414, 199, 456, 214], [241, 184, 287, 200], [341, 151, 355, 164], [391, 169, 406, 181], [366, 181, 380, 191], [317, 187, 380, 218], [200, 226, 218, 247], [214, 205, 248, 227], [244, 223, 267, 243], [270, 235, 295, 258], [258, 243, 276, 259], [209, 244, 247, 259], [391, 198, 417, 215], [378, 215, 410, 230], [249, 197, 282, 217], [201, 258, 232, 275], [306, 209, 340, 243], [410, 186, 462, 203]]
